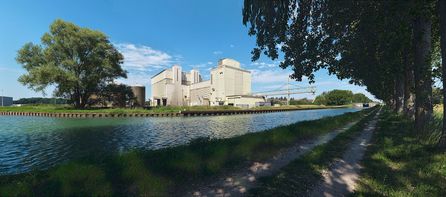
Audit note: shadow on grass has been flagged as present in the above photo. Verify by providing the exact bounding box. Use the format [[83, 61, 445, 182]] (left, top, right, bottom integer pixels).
[[248, 107, 379, 196], [352, 109, 446, 196], [0, 108, 374, 196]]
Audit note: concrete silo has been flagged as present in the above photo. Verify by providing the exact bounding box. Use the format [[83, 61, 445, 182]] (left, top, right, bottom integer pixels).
[[131, 85, 146, 107]]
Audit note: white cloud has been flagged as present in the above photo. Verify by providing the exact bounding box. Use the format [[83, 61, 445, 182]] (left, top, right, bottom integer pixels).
[[188, 61, 215, 70], [230, 44, 235, 48], [188, 63, 207, 68], [114, 43, 173, 72], [251, 62, 278, 69], [250, 69, 292, 84], [213, 51, 223, 55]]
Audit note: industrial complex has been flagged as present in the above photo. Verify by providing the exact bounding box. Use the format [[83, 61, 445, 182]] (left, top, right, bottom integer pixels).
[[151, 58, 266, 108]]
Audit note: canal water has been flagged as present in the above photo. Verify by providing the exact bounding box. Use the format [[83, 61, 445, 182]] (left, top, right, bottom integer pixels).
[[0, 108, 359, 175]]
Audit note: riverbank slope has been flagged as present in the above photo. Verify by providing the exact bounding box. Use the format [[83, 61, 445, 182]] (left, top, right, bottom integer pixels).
[[0, 104, 352, 117], [0, 107, 372, 196]]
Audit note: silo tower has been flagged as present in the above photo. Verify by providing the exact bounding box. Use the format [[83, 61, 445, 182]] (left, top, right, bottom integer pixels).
[[131, 84, 146, 107]]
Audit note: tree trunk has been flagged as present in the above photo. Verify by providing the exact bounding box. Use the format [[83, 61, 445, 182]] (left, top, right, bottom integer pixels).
[[403, 50, 415, 118], [395, 75, 405, 113], [413, 14, 433, 132], [438, 0, 446, 149]]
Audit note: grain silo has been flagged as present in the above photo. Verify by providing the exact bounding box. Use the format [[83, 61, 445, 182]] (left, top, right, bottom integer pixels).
[[131, 85, 146, 107]]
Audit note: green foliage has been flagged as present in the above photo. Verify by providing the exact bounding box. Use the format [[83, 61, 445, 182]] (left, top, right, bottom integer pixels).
[[16, 19, 126, 109], [93, 84, 135, 107], [0, 109, 372, 196], [313, 90, 371, 105], [289, 98, 313, 105], [242, 0, 439, 113], [313, 94, 327, 105], [324, 90, 353, 105], [48, 163, 112, 196], [432, 87, 442, 104], [352, 93, 373, 103]]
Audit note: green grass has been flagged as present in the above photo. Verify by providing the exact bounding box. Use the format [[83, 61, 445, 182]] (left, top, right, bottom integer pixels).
[[352, 108, 446, 196], [0, 104, 337, 114], [0, 108, 373, 196], [248, 107, 379, 196], [250, 104, 345, 110]]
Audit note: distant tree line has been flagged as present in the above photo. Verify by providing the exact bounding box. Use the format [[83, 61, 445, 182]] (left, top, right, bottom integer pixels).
[[266, 90, 372, 106], [13, 97, 70, 105], [314, 90, 372, 106]]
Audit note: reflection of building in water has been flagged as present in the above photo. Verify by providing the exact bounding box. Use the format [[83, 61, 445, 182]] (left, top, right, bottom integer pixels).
[[151, 58, 265, 108]]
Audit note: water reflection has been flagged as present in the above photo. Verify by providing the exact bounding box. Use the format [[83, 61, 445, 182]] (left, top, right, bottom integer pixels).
[[0, 108, 359, 175]]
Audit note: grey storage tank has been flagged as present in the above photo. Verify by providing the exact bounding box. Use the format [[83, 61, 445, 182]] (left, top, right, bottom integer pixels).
[[131, 85, 146, 107]]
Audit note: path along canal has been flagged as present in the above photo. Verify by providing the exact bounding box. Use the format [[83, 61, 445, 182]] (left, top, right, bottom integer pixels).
[[0, 108, 359, 175]]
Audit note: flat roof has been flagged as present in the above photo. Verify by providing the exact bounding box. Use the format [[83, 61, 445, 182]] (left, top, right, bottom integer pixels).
[[151, 69, 168, 79], [211, 65, 251, 73]]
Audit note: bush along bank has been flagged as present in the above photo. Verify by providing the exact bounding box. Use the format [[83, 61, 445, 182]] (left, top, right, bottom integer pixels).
[[0, 107, 375, 196]]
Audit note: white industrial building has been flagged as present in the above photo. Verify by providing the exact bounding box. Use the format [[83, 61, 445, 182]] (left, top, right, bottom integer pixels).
[[151, 58, 266, 108]]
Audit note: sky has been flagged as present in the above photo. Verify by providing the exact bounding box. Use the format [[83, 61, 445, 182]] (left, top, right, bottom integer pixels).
[[0, 0, 375, 101]]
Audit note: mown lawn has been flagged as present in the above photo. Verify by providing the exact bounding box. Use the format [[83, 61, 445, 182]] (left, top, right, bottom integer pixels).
[[0, 108, 373, 196], [352, 109, 446, 196]]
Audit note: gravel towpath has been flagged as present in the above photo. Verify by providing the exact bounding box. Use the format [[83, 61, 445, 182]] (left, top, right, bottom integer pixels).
[[310, 109, 380, 197], [186, 121, 360, 197]]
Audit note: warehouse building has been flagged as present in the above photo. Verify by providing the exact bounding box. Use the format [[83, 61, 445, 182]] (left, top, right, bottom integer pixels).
[[0, 96, 13, 107], [151, 58, 265, 108]]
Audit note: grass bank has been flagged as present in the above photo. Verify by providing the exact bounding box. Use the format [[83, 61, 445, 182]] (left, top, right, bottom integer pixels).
[[0, 108, 373, 196], [248, 106, 379, 196], [0, 104, 342, 114], [0, 104, 240, 114], [352, 108, 446, 196]]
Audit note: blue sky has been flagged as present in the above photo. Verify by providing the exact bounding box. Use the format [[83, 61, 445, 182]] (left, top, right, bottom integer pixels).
[[0, 0, 375, 100]]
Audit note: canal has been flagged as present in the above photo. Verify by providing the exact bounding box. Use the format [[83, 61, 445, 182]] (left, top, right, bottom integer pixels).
[[0, 108, 359, 175]]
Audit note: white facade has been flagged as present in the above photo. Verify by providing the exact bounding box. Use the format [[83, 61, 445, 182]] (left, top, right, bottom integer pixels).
[[150, 58, 265, 107]]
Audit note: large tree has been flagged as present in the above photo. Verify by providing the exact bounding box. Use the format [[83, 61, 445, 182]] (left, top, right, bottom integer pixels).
[[438, 0, 446, 148], [16, 19, 126, 108], [242, 0, 437, 131]]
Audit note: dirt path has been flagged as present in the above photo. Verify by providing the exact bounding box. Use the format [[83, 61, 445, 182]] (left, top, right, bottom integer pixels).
[[310, 109, 380, 197], [186, 121, 360, 197]]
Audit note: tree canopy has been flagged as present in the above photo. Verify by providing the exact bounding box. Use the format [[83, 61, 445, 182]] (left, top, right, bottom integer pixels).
[[16, 19, 127, 108], [314, 90, 372, 106], [243, 0, 446, 147]]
